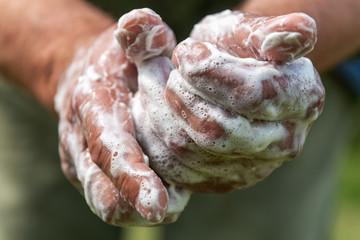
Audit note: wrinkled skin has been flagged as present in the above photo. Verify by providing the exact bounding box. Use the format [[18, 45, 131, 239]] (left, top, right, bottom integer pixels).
[[55, 10, 190, 226], [55, 8, 325, 226], [117, 9, 325, 193]]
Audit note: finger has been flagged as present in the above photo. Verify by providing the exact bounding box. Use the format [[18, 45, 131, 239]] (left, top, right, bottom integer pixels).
[[165, 71, 311, 193], [128, 55, 224, 193], [129, 56, 209, 189], [134, 86, 290, 194], [60, 116, 185, 225], [249, 13, 317, 62], [59, 132, 83, 194], [165, 76, 226, 143], [130, 55, 302, 194], [115, 8, 176, 63], [131, 86, 210, 189], [88, 26, 139, 91], [67, 30, 170, 223], [190, 10, 317, 62], [58, 117, 135, 225], [73, 70, 169, 223], [165, 70, 290, 155], [73, 147, 132, 225], [59, 135, 84, 195], [172, 38, 325, 121], [158, 182, 192, 223], [57, 75, 84, 193], [130, 103, 194, 222]]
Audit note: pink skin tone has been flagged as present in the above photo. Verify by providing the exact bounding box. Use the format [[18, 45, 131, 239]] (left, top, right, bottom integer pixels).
[[190, 10, 317, 62], [56, 8, 325, 226], [56, 22, 182, 225]]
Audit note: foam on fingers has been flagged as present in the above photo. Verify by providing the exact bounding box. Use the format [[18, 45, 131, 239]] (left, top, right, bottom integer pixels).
[[93, 107, 169, 223], [190, 10, 317, 62], [124, 8, 324, 193], [58, 119, 131, 225], [250, 12, 317, 62], [172, 38, 324, 121], [115, 8, 176, 63]]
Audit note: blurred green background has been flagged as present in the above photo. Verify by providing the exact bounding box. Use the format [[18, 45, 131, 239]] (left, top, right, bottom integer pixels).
[[333, 106, 360, 240]]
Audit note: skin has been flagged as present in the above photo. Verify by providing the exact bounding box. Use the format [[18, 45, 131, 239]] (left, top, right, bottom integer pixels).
[[0, 0, 114, 112], [123, 10, 324, 194], [0, 0, 359, 226], [239, 0, 360, 72]]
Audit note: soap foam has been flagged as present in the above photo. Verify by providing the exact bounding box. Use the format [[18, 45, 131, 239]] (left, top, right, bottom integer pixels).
[[130, 36, 324, 192]]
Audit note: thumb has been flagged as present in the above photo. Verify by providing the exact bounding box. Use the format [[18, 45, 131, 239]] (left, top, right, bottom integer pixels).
[[190, 10, 317, 62], [115, 8, 176, 63]]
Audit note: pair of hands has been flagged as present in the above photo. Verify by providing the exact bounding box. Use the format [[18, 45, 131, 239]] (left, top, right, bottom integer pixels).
[[55, 8, 325, 226]]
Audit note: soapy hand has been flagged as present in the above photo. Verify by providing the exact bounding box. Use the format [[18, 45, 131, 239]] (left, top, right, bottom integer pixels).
[[55, 7, 325, 226], [117, 9, 325, 193], [55, 14, 190, 226]]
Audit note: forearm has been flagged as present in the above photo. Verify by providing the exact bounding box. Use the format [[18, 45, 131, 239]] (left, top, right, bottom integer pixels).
[[0, 0, 114, 112], [239, 0, 360, 73]]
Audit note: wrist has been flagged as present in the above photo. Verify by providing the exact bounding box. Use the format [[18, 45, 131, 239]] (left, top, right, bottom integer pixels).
[[0, 0, 114, 113], [40, 18, 114, 114]]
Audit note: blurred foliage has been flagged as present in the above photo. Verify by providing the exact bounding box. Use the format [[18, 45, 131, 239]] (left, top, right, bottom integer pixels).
[[333, 104, 360, 240], [339, 137, 360, 205], [122, 227, 164, 240]]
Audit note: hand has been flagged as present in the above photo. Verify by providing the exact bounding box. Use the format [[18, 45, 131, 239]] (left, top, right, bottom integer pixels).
[[122, 10, 325, 193], [55, 9, 190, 226]]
